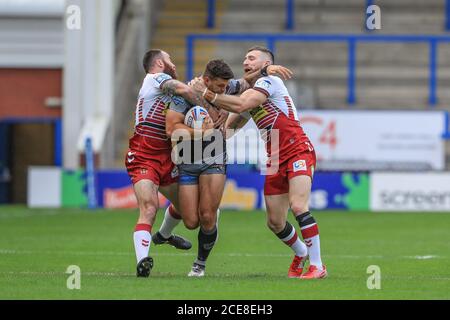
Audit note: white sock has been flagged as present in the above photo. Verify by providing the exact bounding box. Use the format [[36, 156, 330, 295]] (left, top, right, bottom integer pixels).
[[133, 224, 152, 263], [158, 205, 181, 239], [291, 238, 308, 258], [301, 224, 323, 269]]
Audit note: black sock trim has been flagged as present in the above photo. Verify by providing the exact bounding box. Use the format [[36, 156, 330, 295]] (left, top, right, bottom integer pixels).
[[276, 222, 293, 239], [295, 211, 316, 227]]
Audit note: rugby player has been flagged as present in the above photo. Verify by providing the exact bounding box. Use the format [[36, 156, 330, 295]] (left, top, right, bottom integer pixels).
[[161, 59, 294, 277], [125, 49, 226, 277], [165, 60, 236, 277], [194, 47, 327, 279]]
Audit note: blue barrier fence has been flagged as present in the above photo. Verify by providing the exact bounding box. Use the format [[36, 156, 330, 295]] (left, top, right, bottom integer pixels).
[[206, 0, 450, 32], [207, 0, 215, 28], [285, 0, 295, 30], [206, 0, 296, 30], [447, 0, 450, 31], [365, 0, 374, 32], [186, 33, 450, 106], [85, 137, 97, 210]]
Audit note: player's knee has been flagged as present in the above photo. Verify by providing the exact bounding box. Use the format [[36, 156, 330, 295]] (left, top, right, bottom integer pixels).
[[139, 199, 158, 220], [266, 217, 285, 234], [198, 209, 216, 228], [290, 198, 309, 215], [183, 217, 199, 230]]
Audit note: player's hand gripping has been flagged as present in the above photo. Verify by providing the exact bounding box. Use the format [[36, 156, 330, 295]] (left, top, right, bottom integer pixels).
[[189, 77, 228, 129], [202, 114, 214, 130], [214, 109, 229, 129], [202, 114, 215, 138], [267, 65, 293, 80], [189, 77, 206, 92], [244, 64, 294, 84]]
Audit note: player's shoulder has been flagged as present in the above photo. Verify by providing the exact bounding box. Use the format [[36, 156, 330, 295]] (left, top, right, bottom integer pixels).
[[253, 75, 283, 94], [169, 95, 191, 114], [148, 73, 173, 86]]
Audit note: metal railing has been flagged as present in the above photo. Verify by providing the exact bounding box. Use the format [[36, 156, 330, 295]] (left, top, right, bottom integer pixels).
[[447, 0, 450, 31], [206, 1, 450, 31], [206, 0, 295, 30], [186, 33, 450, 106]]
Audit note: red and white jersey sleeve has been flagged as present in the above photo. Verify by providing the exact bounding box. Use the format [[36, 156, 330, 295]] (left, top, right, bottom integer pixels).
[[130, 73, 173, 152], [253, 76, 299, 121], [250, 76, 312, 162]]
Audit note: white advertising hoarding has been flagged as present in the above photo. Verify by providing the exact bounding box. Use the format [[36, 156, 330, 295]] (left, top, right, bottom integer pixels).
[[27, 167, 61, 208], [227, 110, 445, 171], [371, 173, 450, 211], [300, 110, 445, 171]]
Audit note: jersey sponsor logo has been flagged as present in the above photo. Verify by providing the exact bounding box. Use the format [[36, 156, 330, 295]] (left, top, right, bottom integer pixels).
[[127, 152, 135, 163], [255, 79, 272, 90], [293, 159, 307, 172], [171, 95, 186, 106], [249, 106, 268, 123], [155, 73, 171, 84]]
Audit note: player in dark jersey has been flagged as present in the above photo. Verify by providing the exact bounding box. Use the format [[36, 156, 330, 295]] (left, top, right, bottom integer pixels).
[[165, 60, 236, 277], [194, 47, 327, 279], [162, 59, 294, 277]]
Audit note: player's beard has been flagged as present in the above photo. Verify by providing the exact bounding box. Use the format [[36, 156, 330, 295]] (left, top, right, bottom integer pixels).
[[163, 62, 178, 79]]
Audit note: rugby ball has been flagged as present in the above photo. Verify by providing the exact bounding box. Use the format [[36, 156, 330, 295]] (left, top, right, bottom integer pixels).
[[184, 105, 209, 129]]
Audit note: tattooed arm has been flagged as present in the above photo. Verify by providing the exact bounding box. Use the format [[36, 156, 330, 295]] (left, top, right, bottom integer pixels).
[[161, 79, 221, 126]]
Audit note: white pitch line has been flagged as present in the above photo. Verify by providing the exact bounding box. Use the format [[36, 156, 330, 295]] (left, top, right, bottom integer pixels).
[[0, 249, 445, 260], [0, 271, 135, 277], [1, 271, 449, 281], [404, 255, 437, 260]]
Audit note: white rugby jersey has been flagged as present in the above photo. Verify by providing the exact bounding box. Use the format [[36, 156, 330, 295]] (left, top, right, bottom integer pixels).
[[251, 75, 299, 127], [128, 73, 174, 153], [134, 73, 173, 141], [249, 75, 311, 161]]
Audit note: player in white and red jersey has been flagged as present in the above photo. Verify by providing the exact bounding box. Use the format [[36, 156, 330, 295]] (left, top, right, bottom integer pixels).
[[198, 46, 327, 279], [125, 49, 226, 277]]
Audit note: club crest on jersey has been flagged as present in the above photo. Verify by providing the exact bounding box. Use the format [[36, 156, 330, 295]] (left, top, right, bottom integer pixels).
[[293, 160, 307, 172], [155, 73, 171, 84], [256, 79, 271, 90]]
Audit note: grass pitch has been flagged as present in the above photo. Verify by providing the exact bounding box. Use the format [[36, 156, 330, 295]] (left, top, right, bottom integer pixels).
[[0, 206, 448, 300]]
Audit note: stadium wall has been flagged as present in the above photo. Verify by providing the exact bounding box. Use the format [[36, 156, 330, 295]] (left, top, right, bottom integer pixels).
[[0, 69, 62, 119]]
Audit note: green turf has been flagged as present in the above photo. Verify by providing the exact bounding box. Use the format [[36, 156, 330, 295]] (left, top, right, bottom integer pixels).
[[0, 206, 449, 300]]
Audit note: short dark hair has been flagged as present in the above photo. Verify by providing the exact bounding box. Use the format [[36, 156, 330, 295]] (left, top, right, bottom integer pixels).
[[142, 49, 163, 73], [247, 46, 275, 64], [204, 59, 234, 80]]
